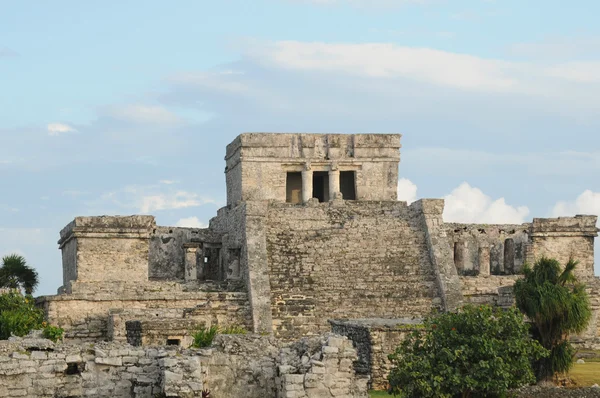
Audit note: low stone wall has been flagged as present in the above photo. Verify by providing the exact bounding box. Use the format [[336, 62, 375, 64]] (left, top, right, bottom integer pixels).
[[39, 288, 251, 342], [126, 319, 202, 347], [460, 275, 519, 306], [330, 318, 423, 390], [0, 333, 367, 398], [0, 336, 163, 398]]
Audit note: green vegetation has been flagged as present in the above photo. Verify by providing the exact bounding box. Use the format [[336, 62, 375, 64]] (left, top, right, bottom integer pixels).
[[191, 324, 248, 348], [42, 323, 64, 342], [387, 305, 547, 398], [570, 362, 600, 386], [0, 254, 39, 295], [369, 391, 389, 397], [514, 257, 591, 380], [0, 291, 44, 339], [192, 325, 219, 348]]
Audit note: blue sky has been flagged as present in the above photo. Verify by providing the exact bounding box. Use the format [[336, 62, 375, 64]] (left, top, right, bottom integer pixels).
[[1, 0, 599, 295]]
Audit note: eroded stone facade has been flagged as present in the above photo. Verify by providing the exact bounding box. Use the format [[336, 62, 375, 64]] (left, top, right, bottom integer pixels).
[[33, 133, 600, 394]]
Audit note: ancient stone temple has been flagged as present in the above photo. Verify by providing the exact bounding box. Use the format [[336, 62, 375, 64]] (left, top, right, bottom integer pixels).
[[24, 133, 600, 395]]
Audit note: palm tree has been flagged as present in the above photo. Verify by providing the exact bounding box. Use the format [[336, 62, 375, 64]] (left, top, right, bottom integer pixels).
[[0, 254, 39, 295], [514, 257, 591, 381]]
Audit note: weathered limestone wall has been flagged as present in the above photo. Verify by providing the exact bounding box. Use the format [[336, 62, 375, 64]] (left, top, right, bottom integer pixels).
[[40, 286, 251, 342], [414, 199, 463, 311], [460, 275, 520, 306], [0, 337, 163, 398], [277, 334, 369, 398], [530, 216, 597, 278], [0, 334, 367, 398], [58, 216, 155, 288], [330, 319, 422, 390], [446, 223, 530, 275], [225, 133, 401, 206], [210, 202, 274, 334], [60, 238, 77, 289], [148, 226, 222, 280], [266, 200, 442, 340]]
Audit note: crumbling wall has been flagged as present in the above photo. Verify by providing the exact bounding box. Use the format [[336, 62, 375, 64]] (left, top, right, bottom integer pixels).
[[445, 223, 531, 275], [58, 216, 155, 286], [0, 334, 367, 398], [39, 287, 251, 342], [530, 216, 597, 278], [276, 334, 368, 398], [460, 275, 520, 306], [330, 319, 422, 390], [148, 226, 222, 280], [210, 202, 274, 334], [0, 337, 163, 398], [266, 200, 442, 340]]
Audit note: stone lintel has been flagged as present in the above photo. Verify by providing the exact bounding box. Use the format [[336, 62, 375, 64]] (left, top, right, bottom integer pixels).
[[225, 133, 401, 162], [58, 216, 156, 247], [532, 215, 598, 237]]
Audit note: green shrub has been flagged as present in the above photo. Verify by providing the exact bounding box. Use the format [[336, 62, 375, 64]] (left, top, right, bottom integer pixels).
[[388, 305, 548, 398], [42, 323, 64, 342], [191, 325, 219, 348], [0, 292, 44, 339]]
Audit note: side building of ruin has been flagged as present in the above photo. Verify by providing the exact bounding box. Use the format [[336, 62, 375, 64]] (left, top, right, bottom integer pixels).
[[38, 133, 600, 352]]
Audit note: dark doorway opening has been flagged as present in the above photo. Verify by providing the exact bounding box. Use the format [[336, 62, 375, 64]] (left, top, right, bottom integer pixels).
[[166, 339, 181, 346], [286, 172, 303, 204], [312, 172, 329, 202], [340, 171, 356, 200]]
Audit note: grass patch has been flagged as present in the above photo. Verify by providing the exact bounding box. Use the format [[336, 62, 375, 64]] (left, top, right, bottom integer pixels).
[[369, 391, 389, 397], [569, 362, 600, 386]]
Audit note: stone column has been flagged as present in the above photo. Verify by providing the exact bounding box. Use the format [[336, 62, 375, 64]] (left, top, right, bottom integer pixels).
[[183, 243, 201, 281], [301, 166, 313, 203], [504, 239, 515, 274], [328, 164, 340, 201], [453, 242, 465, 271], [478, 245, 490, 276]]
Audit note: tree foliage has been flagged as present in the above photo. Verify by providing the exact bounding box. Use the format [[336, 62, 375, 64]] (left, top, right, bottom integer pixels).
[[387, 305, 548, 398], [0, 291, 44, 339], [514, 257, 591, 380], [0, 254, 39, 295]]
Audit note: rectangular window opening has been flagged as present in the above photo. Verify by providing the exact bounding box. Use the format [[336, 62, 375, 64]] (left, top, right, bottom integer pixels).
[[340, 171, 356, 200], [312, 172, 329, 203], [166, 339, 181, 346], [286, 172, 303, 204]]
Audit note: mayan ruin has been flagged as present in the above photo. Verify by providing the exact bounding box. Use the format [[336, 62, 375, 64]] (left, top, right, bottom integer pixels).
[[0, 133, 597, 397]]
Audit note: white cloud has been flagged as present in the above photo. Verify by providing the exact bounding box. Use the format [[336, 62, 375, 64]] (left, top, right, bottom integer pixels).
[[508, 37, 600, 61], [139, 191, 209, 213], [546, 62, 600, 83], [105, 104, 183, 126], [443, 182, 529, 224], [250, 41, 520, 92], [88, 185, 219, 214], [47, 123, 76, 136], [159, 180, 178, 185], [175, 216, 207, 228], [552, 190, 600, 219], [397, 178, 417, 204]]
